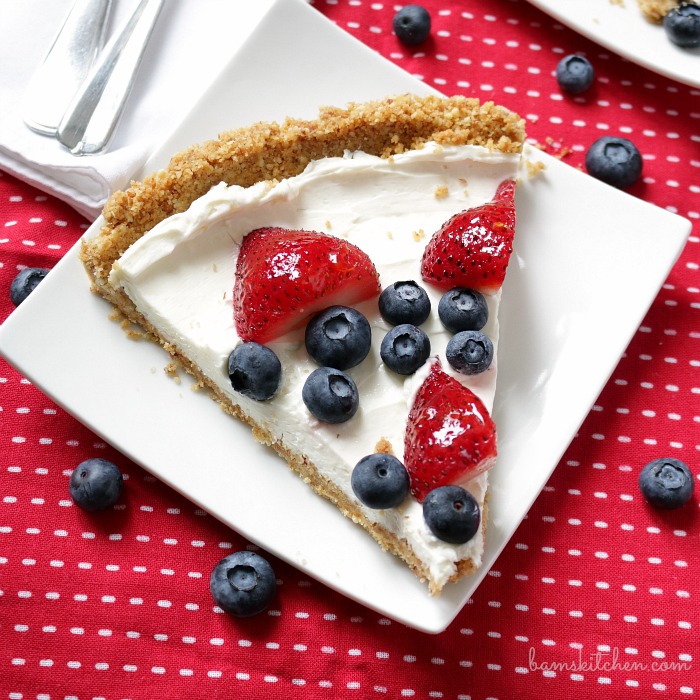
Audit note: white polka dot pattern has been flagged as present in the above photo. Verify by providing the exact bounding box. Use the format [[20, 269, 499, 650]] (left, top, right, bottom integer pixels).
[[0, 1, 698, 697]]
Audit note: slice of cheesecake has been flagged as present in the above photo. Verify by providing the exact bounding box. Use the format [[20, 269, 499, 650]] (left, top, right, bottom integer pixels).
[[81, 94, 525, 593]]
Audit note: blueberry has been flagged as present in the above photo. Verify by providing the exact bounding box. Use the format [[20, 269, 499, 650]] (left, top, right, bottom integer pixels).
[[380, 324, 431, 375], [446, 330, 494, 375], [438, 287, 488, 333], [585, 136, 643, 189], [378, 281, 431, 326], [351, 453, 410, 509], [209, 551, 276, 617], [10, 267, 49, 306], [305, 306, 371, 370], [663, 3, 700, 48], [393, 4, 431, 45], [228, 342, 282, 401], [302, 367, 359, 423], [638, 457, 694, 509], [555, 54, 595, 94], [423, 485, 481, 544], [69, 458, 124, 512]]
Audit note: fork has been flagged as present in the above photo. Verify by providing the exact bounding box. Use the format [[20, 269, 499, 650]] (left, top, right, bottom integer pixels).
[[57, 0, 164, 155]]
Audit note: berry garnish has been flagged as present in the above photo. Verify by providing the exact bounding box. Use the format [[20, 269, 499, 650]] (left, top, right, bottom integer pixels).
[[663, 2, 700, 48], [209, 551, 276, 617], [585, 136, 642, 189], [404, 361, 496, 502], [305, 306, 371, 370], [421, 179, 516, 294], [555, 54, 595, 94], [438, 287, 488, 333], [446, 330, 494, 375], [302, 367, 359, 423], [380, 324, 431, 375], [638, 458, 695, 509], [10, 267, 49, 306], [233, 227, 380, 344], [69, 458, 124, 512], [228, 342, 282, 401], [351, 453, 410, 509], [378, 280, 431, 326], [423, 485, 481, 544], [393, 5, 431, 45]]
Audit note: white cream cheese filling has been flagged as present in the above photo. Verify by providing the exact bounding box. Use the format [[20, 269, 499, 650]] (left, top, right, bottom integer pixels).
[[109, 142, 520, 589]]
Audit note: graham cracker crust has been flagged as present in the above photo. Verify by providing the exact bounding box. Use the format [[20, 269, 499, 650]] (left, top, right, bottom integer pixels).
[[636, 0, 678, 22]]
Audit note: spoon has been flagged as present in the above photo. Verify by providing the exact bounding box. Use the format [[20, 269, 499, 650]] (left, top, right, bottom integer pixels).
[[22, 0, 112, 136]]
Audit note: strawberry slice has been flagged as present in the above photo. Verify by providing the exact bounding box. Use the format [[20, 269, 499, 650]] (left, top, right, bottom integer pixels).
[[420, 179, 516, 294], [233, 227, 381, 343], [404, 361, 497, 502]]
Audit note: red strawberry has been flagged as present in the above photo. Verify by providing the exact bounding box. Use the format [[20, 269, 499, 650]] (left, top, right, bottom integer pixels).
[[233, 227, 381, 343], [420, 179, 516, 294], [404, 361, 497, 502]]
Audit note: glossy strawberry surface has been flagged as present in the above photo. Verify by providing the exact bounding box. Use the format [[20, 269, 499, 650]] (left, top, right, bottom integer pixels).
[[420, 179, 516, 294], [404, 361, 497, 502], [233, 227, 381, 343]]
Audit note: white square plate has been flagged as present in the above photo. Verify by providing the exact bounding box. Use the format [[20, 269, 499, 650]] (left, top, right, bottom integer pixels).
[[0, 0, 690, 633], [525, 0, 700, 89]]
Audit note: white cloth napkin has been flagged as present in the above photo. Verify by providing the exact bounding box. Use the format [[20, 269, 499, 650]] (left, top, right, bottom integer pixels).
[[0, 0, 273, 220]]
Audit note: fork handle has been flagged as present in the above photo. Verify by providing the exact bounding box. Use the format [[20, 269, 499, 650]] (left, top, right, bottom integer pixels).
[[57, 0, 164, 155]]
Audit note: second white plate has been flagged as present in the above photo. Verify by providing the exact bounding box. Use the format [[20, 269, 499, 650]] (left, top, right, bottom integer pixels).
[[526, 0, 700, 88]]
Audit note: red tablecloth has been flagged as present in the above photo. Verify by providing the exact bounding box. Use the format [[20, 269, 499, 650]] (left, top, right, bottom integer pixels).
[[1, 1, 698, 698]]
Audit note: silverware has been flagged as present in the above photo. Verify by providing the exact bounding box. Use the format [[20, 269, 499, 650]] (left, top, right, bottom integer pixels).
[[22, 0, 112, 136], [57, 0, 164, 156]]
